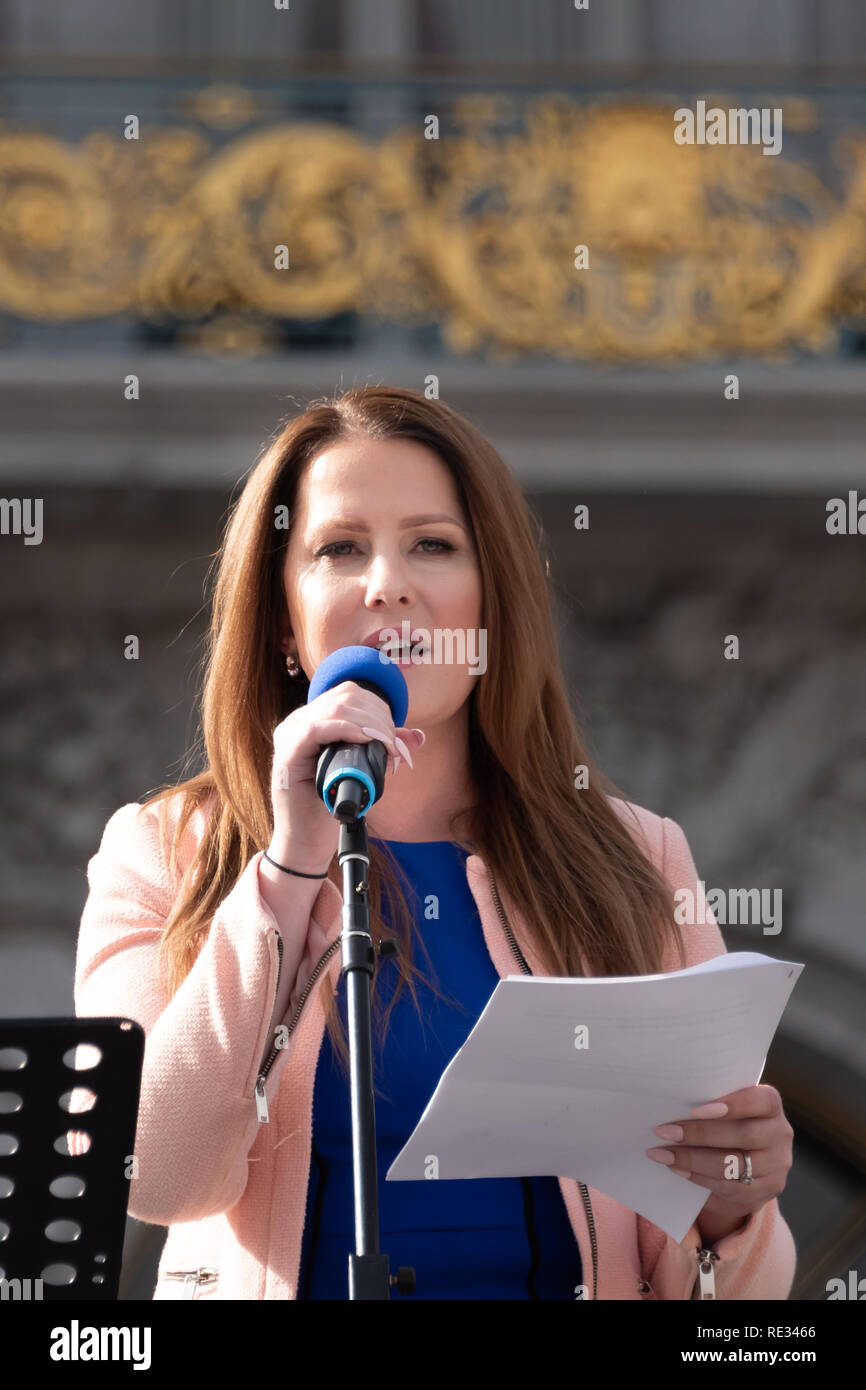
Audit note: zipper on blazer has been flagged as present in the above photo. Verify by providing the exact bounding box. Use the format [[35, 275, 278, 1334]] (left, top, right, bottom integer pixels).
[[695, 1247, 719, 1299], [255, 930, 342, 1123], [488, 870, 599, 1303], [162, 1267, 219, 1298]]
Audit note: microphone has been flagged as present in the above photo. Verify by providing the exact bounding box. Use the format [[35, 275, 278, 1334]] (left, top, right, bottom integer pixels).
[[308, 645, 409, 822]]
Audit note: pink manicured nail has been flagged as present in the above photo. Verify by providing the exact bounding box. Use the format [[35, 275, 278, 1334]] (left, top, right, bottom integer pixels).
[[653, 1124, 684, 1141], [362, 726, 396, 752], [409, 728, 426, 748], [646, 1149, 676, 1165], [394, 736, 413, 769], [688, 1102, 729, 1119]]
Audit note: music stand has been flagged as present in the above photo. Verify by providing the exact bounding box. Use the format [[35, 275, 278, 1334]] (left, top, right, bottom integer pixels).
[[0, 1017, 144, 1300]]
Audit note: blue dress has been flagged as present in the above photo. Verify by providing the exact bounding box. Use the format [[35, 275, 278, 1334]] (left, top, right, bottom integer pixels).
[[297, 839, 582, 1299]]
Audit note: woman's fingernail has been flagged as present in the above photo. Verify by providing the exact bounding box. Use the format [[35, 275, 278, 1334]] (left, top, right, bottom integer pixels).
[[410, 728, 426, 748], [394, 736, 413, 769], [646, 1149, 676, 1165], [653, 1124, 684, 1142], [688, 1102, 728, 1119], [362, 726, 396, 752]]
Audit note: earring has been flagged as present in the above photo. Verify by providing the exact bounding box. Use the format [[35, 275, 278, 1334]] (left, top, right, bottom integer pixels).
[[286, 653, 302, 678]]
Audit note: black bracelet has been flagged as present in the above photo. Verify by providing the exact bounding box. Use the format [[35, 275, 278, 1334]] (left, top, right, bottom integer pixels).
[[263, 849, 329, 879]]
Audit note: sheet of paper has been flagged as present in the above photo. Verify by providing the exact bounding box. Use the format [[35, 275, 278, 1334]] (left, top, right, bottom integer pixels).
[[386, 951, 803, 1242]]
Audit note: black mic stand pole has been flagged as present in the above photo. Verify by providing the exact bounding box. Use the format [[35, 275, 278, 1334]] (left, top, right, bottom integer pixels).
[[332, 780, 416, 1301]]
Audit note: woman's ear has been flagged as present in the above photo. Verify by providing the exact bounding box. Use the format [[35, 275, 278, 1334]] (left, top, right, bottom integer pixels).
[[278, 608, 293, 656]]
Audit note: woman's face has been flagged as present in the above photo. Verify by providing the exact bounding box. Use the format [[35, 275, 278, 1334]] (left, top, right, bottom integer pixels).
[[281, 434, 483, 731]]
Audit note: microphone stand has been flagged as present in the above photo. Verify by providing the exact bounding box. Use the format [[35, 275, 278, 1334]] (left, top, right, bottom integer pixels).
[[334, 796, 416, 1300]]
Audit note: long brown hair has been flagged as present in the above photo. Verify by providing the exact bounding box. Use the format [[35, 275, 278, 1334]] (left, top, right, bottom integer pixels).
[[143, 386, 684, 1079]]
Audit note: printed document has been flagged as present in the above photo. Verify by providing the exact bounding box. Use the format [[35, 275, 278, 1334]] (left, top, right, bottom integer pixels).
[[386, 952, 803, 1241]]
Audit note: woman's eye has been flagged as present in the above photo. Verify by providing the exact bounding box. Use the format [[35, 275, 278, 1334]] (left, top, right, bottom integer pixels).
[[316, 538, 454, 558], [317, 541, 355, 557], [417, 538, 454, 553]]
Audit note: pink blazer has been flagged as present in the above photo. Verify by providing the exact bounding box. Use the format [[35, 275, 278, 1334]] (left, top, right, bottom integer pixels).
[[74, 792, 797, 1300]]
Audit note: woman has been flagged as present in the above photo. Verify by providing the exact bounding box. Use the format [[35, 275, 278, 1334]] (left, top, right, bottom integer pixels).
[[74, 386, 796, 1300]]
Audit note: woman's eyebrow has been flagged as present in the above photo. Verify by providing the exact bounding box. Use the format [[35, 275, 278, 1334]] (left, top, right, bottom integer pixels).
[[309, 514, 467, 537]]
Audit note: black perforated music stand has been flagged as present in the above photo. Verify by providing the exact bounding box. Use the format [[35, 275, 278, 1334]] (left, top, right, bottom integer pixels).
[[0, 1017, 144, 1300]]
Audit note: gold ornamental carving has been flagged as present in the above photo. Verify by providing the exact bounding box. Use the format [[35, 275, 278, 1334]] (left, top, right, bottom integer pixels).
[[1, 94, 865, 360]]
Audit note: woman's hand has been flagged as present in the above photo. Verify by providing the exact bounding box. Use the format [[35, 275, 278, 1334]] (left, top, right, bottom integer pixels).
[[645, 1084, 794, 1243], [268, 680, 425, 872]]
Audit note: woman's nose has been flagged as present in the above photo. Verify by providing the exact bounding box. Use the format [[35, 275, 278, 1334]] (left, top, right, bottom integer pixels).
[[364, 552, 415, 606]]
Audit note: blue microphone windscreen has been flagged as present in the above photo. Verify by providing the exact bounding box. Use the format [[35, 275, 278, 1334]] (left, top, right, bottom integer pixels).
[[307, 645, 409, 727]]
